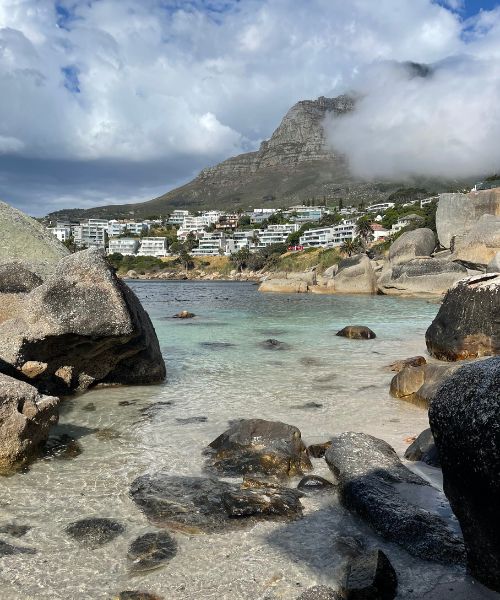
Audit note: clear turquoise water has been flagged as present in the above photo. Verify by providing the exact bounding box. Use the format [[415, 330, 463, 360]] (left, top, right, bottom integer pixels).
[[0, 282, 495, 600]]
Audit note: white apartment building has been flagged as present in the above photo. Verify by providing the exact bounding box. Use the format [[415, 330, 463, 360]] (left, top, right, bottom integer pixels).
[[256, 224, 299, 248], [391, 214, 424, 233], [177, 216, 209, 239], [299, 220, 357, 248], [137, 237, 168, 257], [107, 220, 148, 236], [232, 230, 255, 251], [167, 210, 190, 226], [201, 211, 223, 226], [191, 233, 235, 256], [331, 222, 356, 245], [108, 238, 140, 255], [366, 202, 395, 212], [249, 208, 277, 224], [49, 224, 72, 242], [73, 224, 107, 248], [287, 206, 328, 223]]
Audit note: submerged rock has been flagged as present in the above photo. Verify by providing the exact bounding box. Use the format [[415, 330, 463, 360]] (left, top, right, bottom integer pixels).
[[297, 475, 335, 493], [173, 311, 195, 319], [325, 432, 465, 564], [130, 474, 303, 534], [42, 433, 82, 460], [260, 338, 290, 351], [426, 273, 500, 360], [341, 549, 397, 600], [404, 428, 440, 467], [429, 357, 500, 591], [291, 401, 323, 410], [128, 531, 177, 573], [175, 416, 208, 424], [65, 518, 125, 548], [205, 418, 312, 478], [336, 326, 376, 340]]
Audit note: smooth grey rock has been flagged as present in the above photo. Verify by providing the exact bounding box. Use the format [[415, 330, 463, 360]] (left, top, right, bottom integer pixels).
[[333, 254, 377, 294], [65, 518, 125, 548], [452, 214, 500, 267], [429, 357, 500, 591], [205, 418, 312, 477], [336, 326, 376, 340], [341, 549, 397, 600], [426, 273, 500, 360], [128, 531, 177, 573], [0, 262, 42, 293], [297, 475, 335, 492], [389, 228, 435, 265], [386, 355, 426, 372], [404, 429, 440, 467], [325, 432, 465, 564], [390, 363, 459, 408]]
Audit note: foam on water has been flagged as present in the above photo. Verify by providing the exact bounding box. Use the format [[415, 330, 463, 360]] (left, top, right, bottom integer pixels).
[[0, 281, 497, 599]]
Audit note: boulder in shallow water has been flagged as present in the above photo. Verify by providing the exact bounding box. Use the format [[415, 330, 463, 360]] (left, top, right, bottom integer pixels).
[[333, 254, 377, 295], [429, 357, 500, 591], [336, 326, 376, 340], [0, 373, 59, 474], [325, 432, 465, 564], [389, 363, 459, 408], [386, 356, 426, 372], [128, 531, 177, 573], [404, 428, 440, 467], [205, 418, 312, 477], [173, 310, 195, 319], [389, 228, 435, 265], [0, 539, 36, 556], [341, 549, 397, 600], [65, 518, 125, 548], [425, 273, 500, 360], [260, 338, 290, 351]]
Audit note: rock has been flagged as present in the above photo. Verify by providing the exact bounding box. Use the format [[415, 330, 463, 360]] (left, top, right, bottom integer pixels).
[[82, 402, 96, 412], [0, 248, 166, 394], [65, 518, 125, 548], [139, 401, 173, 418], [205, 418, 312, 478], [0, 523, 31, 537], [307, 441, 332, 458], [386, 356, 426, 372], [297, 586, 341, 600], [126, 270, 139, 278], [341, 550, 397, 600], [404, 429, 440, 467], [0, 539, 36, 556], [42, 433, 82, 460], [173, 310, 195, 319], [487, 251, 500, 273], [175, 416, 208, 424], [322, 264, 338, 279], [128, 531, 177, 573], [378, 258, 467, 296], [429, 357, 500, 591], [389, 228, 435, 265], [0, 374, 59, 474], [259, 279, 309, 293], [336, 326, 376, 340], [425, 273, 500, 360], [333, 254, 377, 294], [116, 593, 163, 600], [0, 200, 69, 279], [436, 188, 500, 249], [452, 214, 500, 267], [95, 427, 120, 440], [0, 262, 42, 293], [389, 363, 459, 408], [130, 474, 303, 533], [260, 338, 290, 351], [297, 475, 335, 492], [325, 432, 465, 564], [291, 401, 323, 409]]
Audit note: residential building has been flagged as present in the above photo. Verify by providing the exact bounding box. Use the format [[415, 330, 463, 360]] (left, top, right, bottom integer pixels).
[[370, 223, 390, 240], [216, 213, 239, 231], [391, 214, 424, 233], [73, 223, 107, 248], [256, 224, 299, 248], [299, 226, 337, 248], [249, 208, 277, 224], [108, 238, 140, 255], [366, 202, 395, 212], [191, 233, 235, 256], [49, 224, 72, 242], [107, 220, 148, 237], [167, 210, 190, 226], [177, 216, 209, 239], [287, 205, 328, 223], [420, 196, 438, 207], [232, 230, 255, 251], [137, 237, 168, 257]]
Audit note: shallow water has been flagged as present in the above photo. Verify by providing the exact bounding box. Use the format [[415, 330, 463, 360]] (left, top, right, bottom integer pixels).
[[0, 281, 497, 600]]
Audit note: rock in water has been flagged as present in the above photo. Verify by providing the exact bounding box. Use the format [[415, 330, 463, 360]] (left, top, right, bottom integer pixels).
[[429, 357, 500, 591], [65, 518, 125, 548], [128, 531, 177, 573], [486, 251, 500, 273], [388, 228, 436, 265], [258, 279, 309, 293], [130, 474, 303, 533], [389, 363, 459, 408], [425, 273, 500, 360], [386, 355, 426, 372], [324, 432, 465, 564], [0, 373, 59, 474], [332, 254, 377, 295], [0, 248, 166, 393], [341, 550, 397, 600], [205, 418, 312, 477], [336, 326, 376, 340], [297, 475, 335, 493], [404, 429, 440, 467], [307, 442, 332, 458], [173, 311, 195, 319]]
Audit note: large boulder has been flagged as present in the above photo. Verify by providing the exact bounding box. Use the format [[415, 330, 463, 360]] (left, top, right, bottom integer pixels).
[[325, 432, 465, 564], [0, 373, 59, 474], [436, 188, 500, 249], [0, 200, 69, 279], [388, 228, 435, 265], [258, 279, 308, 293], [378, 258, 467, 296], [0, 262, 42, 293], [429, 357, 500, 591], [426, 273, 500, 360], [404, 428, 440, 467], [333, 254, 377, 294], [0, 248, 166, 393], [389, 363, 459, 408], [341, 549, 397, 600], [452, 214, 500, 267], [205, 418, 312, 477]]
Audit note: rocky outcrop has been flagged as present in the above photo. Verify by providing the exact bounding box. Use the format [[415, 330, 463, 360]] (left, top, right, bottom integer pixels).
[[0, 200, 69, 279], [429, 357, 500, 591], [341, 550, 397, 600], [436, 188, 500, 250], [388, 228, 435, 265], [205, 418, 312, 477], [325, 432, 465, 564], [426, 273, 500, 360], [487, 252, 500, 273], [0, 374, 59, 474], [389, 363, 459, 408], [332, 254, 377, 294], [259, 278, 309, 293], [0, 248, 166, 393], [336, 326, 376, 340], [451, 214, 500, 267], [386, 355, 426, 372], [404, 429, 440, 467]]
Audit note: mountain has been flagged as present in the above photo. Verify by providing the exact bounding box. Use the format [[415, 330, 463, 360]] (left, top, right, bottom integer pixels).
[[46, 95, 456, 221]]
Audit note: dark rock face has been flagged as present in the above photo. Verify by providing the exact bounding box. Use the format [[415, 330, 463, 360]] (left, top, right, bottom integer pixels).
[[429, 357, 500, 591], [0, 248, 166, 394], [0, 374, 59, 474], [205, 418, 312, 477], [117, 593, 163, 600], [296, 586, 341, 600], [0, 523, 31, 537], [426, 274, 500, 360], [0, 262, 42, 293], [307, 442, 332, 458], [130, 473, 303, 534], [65, 518, 125, 548], [0, 539, 36, 556], [341, 550, 397, 600], [336, 326, 376, 340], [404, 429, 440, 467], [325, 432, 465, 564], [128, 531, 177, 573], [297, 475, 336, 493]]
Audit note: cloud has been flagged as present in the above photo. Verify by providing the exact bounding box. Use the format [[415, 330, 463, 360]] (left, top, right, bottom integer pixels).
[[0, 0, 498, 214]]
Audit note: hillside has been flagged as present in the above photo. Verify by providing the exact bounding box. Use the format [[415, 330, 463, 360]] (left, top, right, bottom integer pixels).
[[47, 95, 464, 221]]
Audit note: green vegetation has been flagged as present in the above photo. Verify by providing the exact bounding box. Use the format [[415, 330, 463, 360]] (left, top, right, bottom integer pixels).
[[273, 247, 341, 272], [107, 253, 169, 274], [380, 199, 437, 231], [387, 187, 429, 205], [339, 238, 362, 257]]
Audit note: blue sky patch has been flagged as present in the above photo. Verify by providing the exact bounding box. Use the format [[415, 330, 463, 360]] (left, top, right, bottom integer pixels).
[[61, 65, 81, 93]]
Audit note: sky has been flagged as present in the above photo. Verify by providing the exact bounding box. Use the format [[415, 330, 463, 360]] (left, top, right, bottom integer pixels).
[[0, 0, 499, 215]]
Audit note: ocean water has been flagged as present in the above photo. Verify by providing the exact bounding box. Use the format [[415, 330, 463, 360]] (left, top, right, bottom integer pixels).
[[0, 281, 496, 600]]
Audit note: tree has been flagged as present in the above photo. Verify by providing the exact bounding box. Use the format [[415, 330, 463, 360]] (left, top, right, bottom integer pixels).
[[340, 238, 362, 257], [238, 215, 251, 227], [185, 231, 199, 251], [178, 248, 194, 270], [62, 236, 78, 253], [230, 247, 250, 272], [356, 217, 374, 247], [319, 213, 342, 227], [250, 231, 260, 249], [338, 198, 344, 211]]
